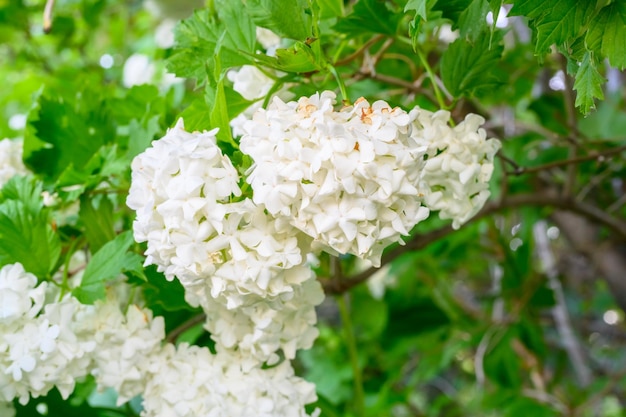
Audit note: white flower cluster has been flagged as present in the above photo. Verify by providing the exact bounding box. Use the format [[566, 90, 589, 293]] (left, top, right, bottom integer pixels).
[[127, 119, 323, 365], [126, 90, 498, 416], [142, 344, 318, 417], [0, 262, 319, 416], [241, 92, 500, 260], [0, 263, 95, 405], [0, 138, 28, 187], [86, 302, 165, 404], [409, 109, 501, 229], [240, 92, 432, 266]]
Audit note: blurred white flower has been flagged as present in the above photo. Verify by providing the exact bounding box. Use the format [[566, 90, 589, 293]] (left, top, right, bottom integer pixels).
[[486, 6, 510, 28], [0, 138, 29, 188], [123, 54, 156, 88], [438, 24, 459, 44], [227, 65, 293, 137], [228, 66, 275, 101], [256, 27, 281, 54], [155, 18, 176, 48], [8, 114, 26, 131]]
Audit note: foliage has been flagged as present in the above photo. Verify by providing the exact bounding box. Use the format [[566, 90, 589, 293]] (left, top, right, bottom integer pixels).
[[1, 0, 626, 416]]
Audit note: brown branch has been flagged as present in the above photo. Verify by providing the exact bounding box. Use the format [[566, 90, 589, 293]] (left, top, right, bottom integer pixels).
[[322, 192, 626, 295], [334, 34, 385, 66], [504, 145, 626, 176], [560, 55, 580, 197], [165, 313, 206, 344]]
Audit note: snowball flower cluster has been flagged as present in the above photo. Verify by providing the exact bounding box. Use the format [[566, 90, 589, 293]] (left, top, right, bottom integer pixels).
[[86, 302, 165, 404], [0, 138, 28, 187], [125, 90, 499, 416], [0, 263, 319, 416], [240, 91, 431, 266], [409, 109, 501, 228], [127, 119, 324, 364], [0, 264, 95, 404], [141, 344, 318, 417]]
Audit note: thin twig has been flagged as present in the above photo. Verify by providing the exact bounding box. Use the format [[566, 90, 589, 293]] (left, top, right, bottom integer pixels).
[[560, 56, 580, 197], [533, 220, 591, 387], [607, 193, 626, 214], [504, 145, 626, 176], [165, 314, 206, 344], [334, 34, 385, 66]]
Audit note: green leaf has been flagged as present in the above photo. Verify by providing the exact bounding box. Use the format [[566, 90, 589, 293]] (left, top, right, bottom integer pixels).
[[0, 175, 43, 214], [432, 0, 472, 23], [224, 86, 256, 119], [586, 2, 626, 70], [78, 194, 115, 253], [24, 88, 115, 182], [334, 0, 401, 36], [244, 0, 312, 40], [167, 7, 255, 85], [440, 30, 504, 97], [217, 0, 257, 52], [109, 85, 162, 126], [318, 0, 344, 19], [142, 265, 196, 312], [351, 286, 388, 340], [405, 0, 437, 50], [573, 52, 605, 114], [404, 0, 428, 19], [458, 0, 489, 42], [126, 115, 161, 160], [483, 329, 523, 389], [73, 231, 143, 304], [206, 75, 236, 146], [253, 41, 323, 73], [510, 0, 595, 54], [0, 200, 60, 277], [178, 99, 213, 132], [55, 145, 127, 191]]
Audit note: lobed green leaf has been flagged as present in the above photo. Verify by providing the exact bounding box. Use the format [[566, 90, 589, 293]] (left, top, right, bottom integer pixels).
[[573, 52, 605, 114]]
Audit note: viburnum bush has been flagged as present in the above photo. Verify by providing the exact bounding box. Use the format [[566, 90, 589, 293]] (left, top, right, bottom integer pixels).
[[2, 0, 626, 416]]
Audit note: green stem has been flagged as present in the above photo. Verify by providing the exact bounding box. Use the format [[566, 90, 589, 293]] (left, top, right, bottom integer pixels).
[[59, 238, 81, 300], [415, 47, 446, 109], [337, 294, 365, 416], [398, 36, 447, 109], [123, 286, 137, 315], [328, 65, 349, 102]]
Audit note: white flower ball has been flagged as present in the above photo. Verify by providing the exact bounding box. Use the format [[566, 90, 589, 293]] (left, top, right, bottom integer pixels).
[[240, 91, 431, 266], [128, 120, 311, 309]]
